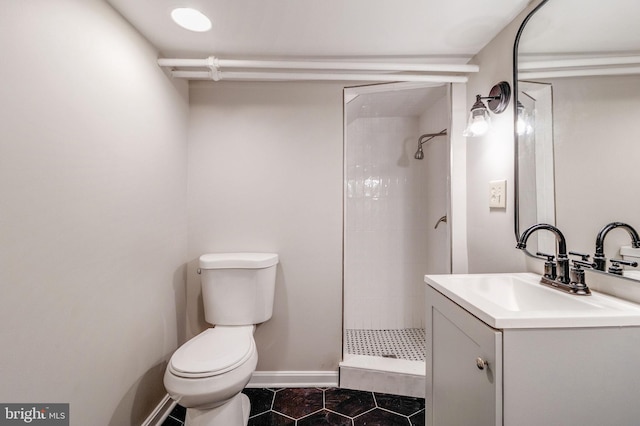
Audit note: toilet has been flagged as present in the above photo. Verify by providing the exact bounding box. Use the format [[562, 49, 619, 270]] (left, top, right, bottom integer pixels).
[[164, 252, 278, 426]]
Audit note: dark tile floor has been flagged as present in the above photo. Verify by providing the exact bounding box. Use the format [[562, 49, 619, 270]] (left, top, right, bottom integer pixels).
[[162, 387, 425, 426]]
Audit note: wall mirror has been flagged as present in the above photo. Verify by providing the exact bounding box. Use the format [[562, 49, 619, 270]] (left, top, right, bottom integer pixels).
[[514, 0, 640, 281]]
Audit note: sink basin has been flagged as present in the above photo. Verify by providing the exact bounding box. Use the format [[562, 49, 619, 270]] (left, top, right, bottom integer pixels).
[[425, 272, 640, 328], [473, 276, 597, 312]]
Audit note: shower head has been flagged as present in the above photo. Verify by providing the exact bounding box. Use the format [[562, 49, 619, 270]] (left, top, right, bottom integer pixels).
[[413, 129, 447, 161]]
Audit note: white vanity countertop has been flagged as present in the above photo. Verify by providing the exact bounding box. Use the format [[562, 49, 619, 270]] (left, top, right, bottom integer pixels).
[[425, 272, 640, 329]]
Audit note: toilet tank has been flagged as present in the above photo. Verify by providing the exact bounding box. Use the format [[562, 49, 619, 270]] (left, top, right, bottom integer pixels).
[[199, 253, 278, 326]]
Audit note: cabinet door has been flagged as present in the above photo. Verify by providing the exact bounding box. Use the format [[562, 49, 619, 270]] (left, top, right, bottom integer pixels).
[[427, 287, 503, 426]]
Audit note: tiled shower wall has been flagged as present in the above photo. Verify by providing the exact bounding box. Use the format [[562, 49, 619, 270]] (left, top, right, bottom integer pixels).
[[344, 116, 428, 330]]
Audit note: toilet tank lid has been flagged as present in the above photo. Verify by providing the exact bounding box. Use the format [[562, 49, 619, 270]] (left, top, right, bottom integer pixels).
[[199, 252, 279, 269]]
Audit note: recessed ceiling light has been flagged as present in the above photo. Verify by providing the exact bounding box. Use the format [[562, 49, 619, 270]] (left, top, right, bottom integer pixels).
[[171, 8, 212, 32]]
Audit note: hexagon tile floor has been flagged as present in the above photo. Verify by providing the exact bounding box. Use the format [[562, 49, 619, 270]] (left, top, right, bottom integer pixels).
[[162, 387, 425, 426]]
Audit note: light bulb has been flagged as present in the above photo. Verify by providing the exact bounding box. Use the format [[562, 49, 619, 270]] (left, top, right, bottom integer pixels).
[[463, 109, 491, 137], [516, 102, 532, 135], [171, 8, 212, 32], [517, 116, 527, 135]]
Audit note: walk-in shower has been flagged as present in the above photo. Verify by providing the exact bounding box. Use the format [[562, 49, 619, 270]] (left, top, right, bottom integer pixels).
[[341, 83, 452, 398]]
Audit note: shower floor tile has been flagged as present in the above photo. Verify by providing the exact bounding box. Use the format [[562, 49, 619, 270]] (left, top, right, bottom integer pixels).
[[345, 328, 426, 361]]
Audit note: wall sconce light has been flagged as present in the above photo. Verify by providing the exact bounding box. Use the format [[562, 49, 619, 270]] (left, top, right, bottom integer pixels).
[[463, 81, 511, 137]]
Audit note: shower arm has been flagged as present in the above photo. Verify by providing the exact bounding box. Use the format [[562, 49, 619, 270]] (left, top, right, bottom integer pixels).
[[417, 129, 448, 148]]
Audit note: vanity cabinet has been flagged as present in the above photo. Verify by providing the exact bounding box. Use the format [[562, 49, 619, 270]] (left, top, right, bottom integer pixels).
[[426, 285, 640, 426], [429, 288, 502, 425]]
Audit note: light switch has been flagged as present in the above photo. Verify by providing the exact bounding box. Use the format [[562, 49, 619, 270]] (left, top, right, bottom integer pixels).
[[489, 180, 507, 208]]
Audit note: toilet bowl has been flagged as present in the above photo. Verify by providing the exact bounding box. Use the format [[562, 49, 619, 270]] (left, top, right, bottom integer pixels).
[[164, 326, 258, 425], [164, 253, 278, 426]]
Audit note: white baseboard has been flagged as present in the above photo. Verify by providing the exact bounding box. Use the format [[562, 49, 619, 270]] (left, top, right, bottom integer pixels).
[[247, 371, 339, 388], [141, 394, 176, 426]]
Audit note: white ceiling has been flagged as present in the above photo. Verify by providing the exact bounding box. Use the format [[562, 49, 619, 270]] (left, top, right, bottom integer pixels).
[[107, 0, 531, 60], [518, 0, 640, 56]]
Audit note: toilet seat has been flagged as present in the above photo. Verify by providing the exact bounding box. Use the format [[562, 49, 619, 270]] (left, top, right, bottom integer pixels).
[[168, 326, 255, 379]]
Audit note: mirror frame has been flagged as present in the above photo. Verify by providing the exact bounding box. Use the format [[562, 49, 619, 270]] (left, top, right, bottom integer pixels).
[[512, 0, 550, 242]]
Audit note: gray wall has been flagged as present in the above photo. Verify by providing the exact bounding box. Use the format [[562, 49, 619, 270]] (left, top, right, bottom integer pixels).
[[186, 81, 344, 372], [464, 1, 545, 273], [0, 1, 189, 424]]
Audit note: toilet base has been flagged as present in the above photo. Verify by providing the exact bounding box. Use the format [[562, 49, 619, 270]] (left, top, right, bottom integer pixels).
[[184, 393, 250, 426]]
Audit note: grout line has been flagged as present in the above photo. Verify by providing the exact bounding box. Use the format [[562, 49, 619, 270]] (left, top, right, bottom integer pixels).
[[351, 405, 377, 421], [377, 405, 412, 418], [296, 408, 325, 423], [270, 388, 277, 411], [167, 414, 183, 425]]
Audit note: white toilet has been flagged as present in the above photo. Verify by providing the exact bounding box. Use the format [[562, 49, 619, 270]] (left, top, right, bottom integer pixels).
[[164, 252, 278, 426]]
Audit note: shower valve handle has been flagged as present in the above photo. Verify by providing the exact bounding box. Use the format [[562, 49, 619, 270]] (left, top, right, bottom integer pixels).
[[434, 215, 447, 229]]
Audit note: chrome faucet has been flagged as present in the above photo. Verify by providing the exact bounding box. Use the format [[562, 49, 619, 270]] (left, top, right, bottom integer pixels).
[[593, 222, 640, 271], [517, 223, 570, 284]]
